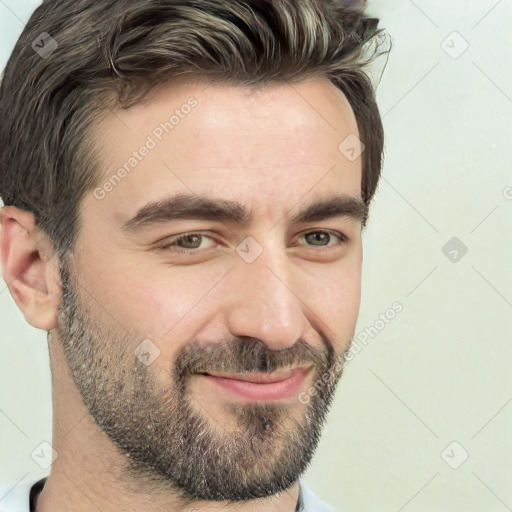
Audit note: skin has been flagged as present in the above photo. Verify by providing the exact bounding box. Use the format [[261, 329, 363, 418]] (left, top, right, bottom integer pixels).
[[0, 77, 363, 512]]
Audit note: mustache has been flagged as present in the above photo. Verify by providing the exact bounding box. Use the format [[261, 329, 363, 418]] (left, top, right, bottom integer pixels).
[[172, 336, 334, 380]]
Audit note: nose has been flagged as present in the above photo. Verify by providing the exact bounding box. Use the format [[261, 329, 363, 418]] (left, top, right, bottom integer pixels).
[[223, 236, 309, 351]]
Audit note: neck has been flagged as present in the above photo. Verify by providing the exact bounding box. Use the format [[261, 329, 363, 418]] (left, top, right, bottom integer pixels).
[[36, 336, 301, 512]]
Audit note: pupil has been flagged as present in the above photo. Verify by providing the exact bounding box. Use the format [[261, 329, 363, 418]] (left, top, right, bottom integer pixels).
[[308, 232, 327, 246], [182, 235, 200, 248]]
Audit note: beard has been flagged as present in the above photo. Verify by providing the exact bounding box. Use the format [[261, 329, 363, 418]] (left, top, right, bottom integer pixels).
[[55, 255, 350, 503]]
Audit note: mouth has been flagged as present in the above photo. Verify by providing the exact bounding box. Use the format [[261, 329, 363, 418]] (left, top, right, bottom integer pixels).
[[198, 366, 312, 401]]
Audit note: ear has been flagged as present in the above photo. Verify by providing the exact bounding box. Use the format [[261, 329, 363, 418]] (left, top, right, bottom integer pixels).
[[0, 206, 61, 330]]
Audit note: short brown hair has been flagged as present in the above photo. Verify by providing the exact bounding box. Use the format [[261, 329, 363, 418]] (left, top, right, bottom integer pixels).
[[0, 0, 388, 258]]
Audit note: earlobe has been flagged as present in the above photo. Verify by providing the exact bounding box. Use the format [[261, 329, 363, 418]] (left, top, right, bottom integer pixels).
[[0, 206, 61, 331]]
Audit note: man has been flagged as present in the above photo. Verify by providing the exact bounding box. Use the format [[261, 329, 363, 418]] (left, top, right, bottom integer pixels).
[[0, 0, 387, 510]]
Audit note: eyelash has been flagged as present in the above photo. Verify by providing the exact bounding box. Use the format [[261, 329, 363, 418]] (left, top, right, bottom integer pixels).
[[156, 230, 348, 254]]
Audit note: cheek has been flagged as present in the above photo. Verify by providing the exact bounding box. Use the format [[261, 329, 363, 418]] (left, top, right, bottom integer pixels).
[[76, 255, 216, 356], [324, 270, 361, 320], [124, 264, 226, 348], [303, 255, 362, 345]]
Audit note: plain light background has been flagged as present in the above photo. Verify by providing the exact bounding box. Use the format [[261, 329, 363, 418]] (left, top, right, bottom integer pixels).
[[1, 1, 511, 510]]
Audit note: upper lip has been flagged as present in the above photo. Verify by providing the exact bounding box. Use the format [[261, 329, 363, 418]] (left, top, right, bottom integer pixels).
[[202, 366, 311, 384]]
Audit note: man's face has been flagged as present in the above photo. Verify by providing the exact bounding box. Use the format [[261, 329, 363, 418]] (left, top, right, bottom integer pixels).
[[57, 78, 364, 501]]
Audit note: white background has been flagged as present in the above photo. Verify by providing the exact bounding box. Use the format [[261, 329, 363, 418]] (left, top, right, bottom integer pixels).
[[1, 1, 511, 510]]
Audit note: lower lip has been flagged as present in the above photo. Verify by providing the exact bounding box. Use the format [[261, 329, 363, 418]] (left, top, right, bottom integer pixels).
[[201, 368, 311, 401]]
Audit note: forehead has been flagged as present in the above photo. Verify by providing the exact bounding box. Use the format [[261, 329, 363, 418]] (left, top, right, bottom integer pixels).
[[86, 78, 362, 228]]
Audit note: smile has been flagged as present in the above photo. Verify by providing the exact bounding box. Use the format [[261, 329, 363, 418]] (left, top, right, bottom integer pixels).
[[199, 366, 312, 401]]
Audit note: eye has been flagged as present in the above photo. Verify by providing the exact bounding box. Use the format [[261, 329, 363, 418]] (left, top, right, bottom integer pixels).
[[294, 230, 347, 249], [156, 232, 217, 253]]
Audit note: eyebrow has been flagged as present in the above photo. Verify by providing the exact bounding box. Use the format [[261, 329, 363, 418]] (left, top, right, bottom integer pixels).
[[120, 192, 368, 233]]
